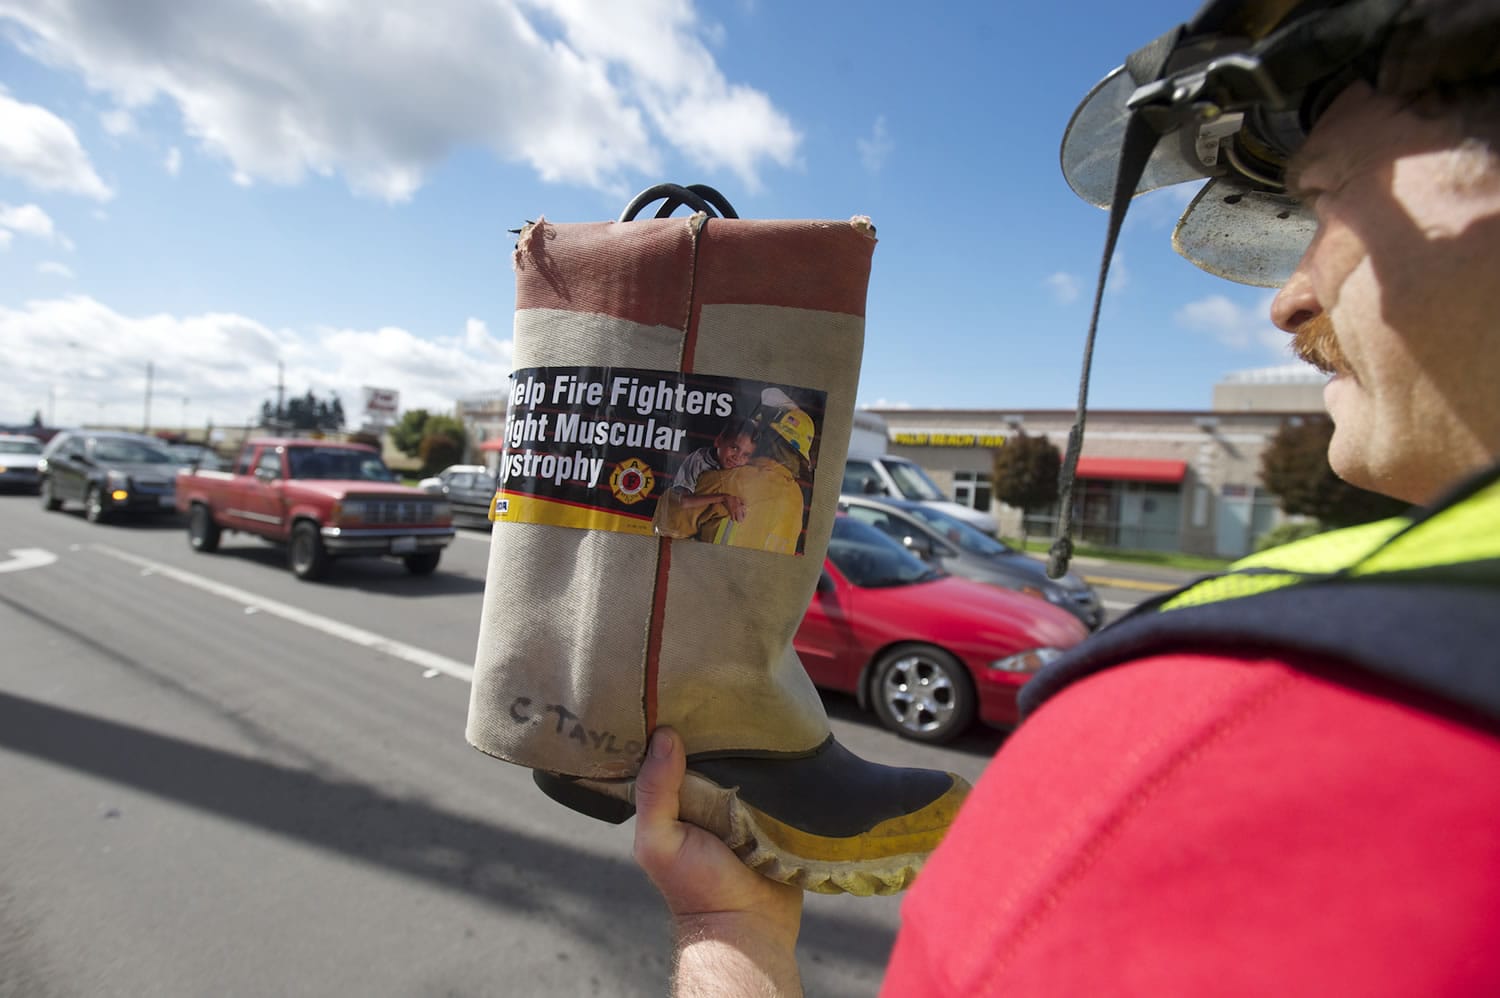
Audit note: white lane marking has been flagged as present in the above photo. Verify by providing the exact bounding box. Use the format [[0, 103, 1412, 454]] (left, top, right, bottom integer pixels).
[[1102, 599, 1139, 612], [0, 548, 58, 573], [91, 544, 475, 683]]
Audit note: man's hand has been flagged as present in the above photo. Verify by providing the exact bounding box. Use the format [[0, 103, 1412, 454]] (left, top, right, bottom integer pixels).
[[634, 727, 805, 996]]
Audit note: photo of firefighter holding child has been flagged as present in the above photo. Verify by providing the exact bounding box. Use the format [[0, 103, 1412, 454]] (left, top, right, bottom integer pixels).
[[652, 386, 819, 555]]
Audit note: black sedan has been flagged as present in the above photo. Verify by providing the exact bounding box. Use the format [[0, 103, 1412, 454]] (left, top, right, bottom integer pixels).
[[837, 494, 1105, 630], [38, 429, 180, 523]]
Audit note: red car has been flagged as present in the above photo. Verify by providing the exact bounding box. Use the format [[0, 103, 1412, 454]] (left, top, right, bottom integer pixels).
[[796, 516, 1088, 743]]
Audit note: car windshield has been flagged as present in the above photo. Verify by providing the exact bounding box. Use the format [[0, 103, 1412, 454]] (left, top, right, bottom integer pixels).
[[287, 447, 395, 481], [883, 459, 947, 501], [167, 445, 223, 467], [0, 439, 42, 455], [903, 504, 1014, 556], [92, 438, 174, 463], [828, 517, 943, 588]]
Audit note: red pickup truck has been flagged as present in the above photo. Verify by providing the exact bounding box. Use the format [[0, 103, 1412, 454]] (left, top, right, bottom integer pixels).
[[175, 437, 456, 580]]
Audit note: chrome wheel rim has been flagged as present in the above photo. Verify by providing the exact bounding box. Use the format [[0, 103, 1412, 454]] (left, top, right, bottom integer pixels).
[[880, 654, 958, 736]]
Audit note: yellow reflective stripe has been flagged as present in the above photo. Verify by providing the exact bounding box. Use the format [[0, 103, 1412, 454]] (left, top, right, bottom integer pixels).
[[1354, 479, 1500, 576], [1231, 517, 1407, 573], [1161, 570, 1305, 609], [1161, 477, 1500, 612]]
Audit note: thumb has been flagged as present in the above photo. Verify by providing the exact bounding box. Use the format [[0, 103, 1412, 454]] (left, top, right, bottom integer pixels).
[[634, 727, 686, 840]]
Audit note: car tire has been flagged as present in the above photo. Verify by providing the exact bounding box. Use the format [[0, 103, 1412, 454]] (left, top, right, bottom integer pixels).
[[403, 551, 441, 576], [289, 521, 329, 581], [188, 503, 222, 553], [870, 644, 976, 744], [84, 485, 110, 524], [40, 477, 62, 511]]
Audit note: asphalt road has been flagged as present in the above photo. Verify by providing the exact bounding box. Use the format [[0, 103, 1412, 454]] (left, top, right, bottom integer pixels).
[[0, 493, 1172, 997]]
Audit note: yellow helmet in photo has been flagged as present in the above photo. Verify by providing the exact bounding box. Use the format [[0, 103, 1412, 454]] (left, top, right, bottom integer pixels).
[[768, 405, 815, 461]]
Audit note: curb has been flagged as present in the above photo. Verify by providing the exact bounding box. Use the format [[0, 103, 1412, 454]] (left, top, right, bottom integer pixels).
[[1081, 574, 1180, 593]]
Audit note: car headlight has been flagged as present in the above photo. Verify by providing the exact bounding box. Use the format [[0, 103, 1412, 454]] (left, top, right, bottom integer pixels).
[[106, 470, 131, 488], [332, 500, 365, 525], [433, 501, 453, 525], [989, 647, 1067, 673]]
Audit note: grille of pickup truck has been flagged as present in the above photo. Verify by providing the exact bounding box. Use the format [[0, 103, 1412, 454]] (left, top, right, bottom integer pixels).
[[348, 499, 445, 524]]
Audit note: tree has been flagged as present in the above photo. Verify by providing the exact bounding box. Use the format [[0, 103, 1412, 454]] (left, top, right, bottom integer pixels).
[[258, 390, 345, 432], [390, 410, 469, 474], [390, 408, 432, 457], [419, 431, 463, 476], [992, 431, 1061, 546], [1260, 417, 1409, 527]]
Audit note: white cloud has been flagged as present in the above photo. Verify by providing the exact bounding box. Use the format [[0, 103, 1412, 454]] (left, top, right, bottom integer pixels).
[[866, 398, 912, 410], [99, 107, 134, 136], [0, 296, 514, 427], [857, 115, 892, 174], [0, 202, 59, 241], [164, 146, 181, 176], [0, 90, 114, 199], [1174, 292, 1287, 354], [1045, 272, 1080, 305], [38, 260, 74, 277], [0, 0, 799, 200], [0, 230, 10, 250]]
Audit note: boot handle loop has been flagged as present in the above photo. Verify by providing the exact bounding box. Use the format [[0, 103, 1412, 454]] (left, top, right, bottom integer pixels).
[[618, 183, 740, 222]]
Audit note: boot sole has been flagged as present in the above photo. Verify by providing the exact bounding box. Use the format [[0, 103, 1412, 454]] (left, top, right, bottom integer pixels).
[[534, 768, 970, 897]]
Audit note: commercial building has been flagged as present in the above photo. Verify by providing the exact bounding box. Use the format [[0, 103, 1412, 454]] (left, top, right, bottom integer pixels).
[[870, 364, 1326, 559]]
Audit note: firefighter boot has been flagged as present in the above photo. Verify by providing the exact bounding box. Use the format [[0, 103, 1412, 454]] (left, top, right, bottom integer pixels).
[[466, 193, 969, 896]]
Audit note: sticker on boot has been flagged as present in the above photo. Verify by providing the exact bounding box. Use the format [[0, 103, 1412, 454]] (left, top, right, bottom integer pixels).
[[493, 366, 826, 556]]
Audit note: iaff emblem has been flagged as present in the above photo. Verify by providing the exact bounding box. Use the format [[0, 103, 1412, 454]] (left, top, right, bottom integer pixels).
[[609, 457, 655, 505]]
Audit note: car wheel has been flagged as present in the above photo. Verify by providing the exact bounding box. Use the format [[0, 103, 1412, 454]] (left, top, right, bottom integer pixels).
[[289, 521, 329, 581], [39, 477, 62, 511], [403, 551, 441, 576], [84, 485, 110, 524], [870, 644, 976, 744], [188, 503, 222, 553]]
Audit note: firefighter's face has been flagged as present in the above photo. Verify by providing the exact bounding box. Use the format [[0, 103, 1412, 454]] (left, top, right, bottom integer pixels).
[[1271, 83, 1500, 504]]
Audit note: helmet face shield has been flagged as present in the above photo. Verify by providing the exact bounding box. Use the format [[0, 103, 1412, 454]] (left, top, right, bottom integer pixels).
[[1061, 65, 1244, 210], [1173, 176, 1315, 287], [1059, 0, 1407, 285]]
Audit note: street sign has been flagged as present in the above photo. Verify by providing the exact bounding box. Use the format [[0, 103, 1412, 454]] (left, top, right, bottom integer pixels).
[[363, 387, 400, 414]]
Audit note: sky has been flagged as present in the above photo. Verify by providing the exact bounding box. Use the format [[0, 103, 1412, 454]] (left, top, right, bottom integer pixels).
[[0, 0, 1313, 437]]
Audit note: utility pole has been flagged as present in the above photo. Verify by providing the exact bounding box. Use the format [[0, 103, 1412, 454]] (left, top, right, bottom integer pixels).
[[143, 361, 154, 433], [276, 360, 286, 429]]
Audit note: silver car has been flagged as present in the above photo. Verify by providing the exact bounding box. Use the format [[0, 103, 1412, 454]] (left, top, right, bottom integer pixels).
[[837, 494, 1105, 630], [0, 433, 46, 493]]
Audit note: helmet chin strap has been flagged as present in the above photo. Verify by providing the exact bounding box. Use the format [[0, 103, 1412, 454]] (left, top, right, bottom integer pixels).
[[1048, 109, 1159, 579]]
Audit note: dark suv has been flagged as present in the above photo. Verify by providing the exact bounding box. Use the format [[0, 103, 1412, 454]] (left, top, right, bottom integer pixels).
[[39, 429, 180, 523]]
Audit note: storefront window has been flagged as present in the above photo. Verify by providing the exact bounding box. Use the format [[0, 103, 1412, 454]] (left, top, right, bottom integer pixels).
[[953, 470, 993, 512]]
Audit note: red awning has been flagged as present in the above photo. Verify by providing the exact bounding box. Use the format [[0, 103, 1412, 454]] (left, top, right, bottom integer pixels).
[[1075, 457, 1187, 483], [478, 438, 507, 452]]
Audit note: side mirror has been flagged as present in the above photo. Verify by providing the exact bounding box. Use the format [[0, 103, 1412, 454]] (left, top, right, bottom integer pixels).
[[254, 467, 278, 483], [816, 570, 836, 594]]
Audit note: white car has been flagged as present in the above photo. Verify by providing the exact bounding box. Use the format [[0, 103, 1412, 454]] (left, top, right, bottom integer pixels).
[[418, 463, 488, 493], [0, 432, 46, 493]]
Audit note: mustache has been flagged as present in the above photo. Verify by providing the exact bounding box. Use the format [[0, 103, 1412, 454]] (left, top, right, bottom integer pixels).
[[1290, 312, 1348, 375]]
